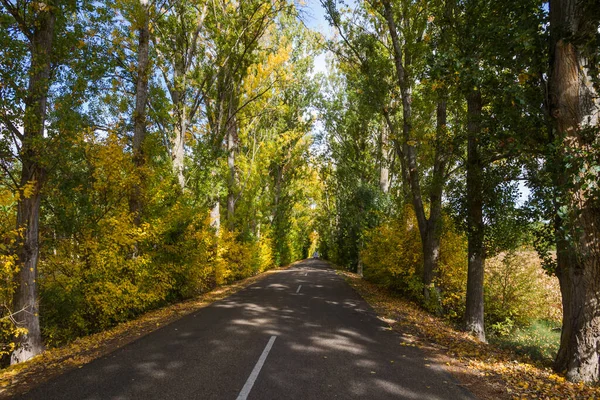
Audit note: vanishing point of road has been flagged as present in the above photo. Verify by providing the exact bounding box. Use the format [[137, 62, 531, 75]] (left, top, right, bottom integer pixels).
[[18, 259, 475, 399]]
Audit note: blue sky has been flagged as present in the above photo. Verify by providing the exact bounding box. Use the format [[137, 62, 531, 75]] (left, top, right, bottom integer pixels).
[[297, 0, 333, 75], [298, 0, 329, 33]]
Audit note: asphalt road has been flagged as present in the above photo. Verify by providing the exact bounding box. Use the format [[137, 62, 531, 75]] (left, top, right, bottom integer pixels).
[[18, 259, 475, 400]]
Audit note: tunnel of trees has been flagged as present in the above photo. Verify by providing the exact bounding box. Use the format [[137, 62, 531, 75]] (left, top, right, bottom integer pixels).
[[1, 0, 599, 385]]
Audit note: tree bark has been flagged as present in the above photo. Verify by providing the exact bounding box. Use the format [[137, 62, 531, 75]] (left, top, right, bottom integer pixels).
[[11, 4, 56, 364], [226, 96, 238, 228], [464, 88, 486, 342], [210, 201, 220, 234], [130, 2, 150, 223], [379, 125, 390, 194], [382, 1, 448, 299], [171, 63, 186, 189], [549, 0, 600, 383]]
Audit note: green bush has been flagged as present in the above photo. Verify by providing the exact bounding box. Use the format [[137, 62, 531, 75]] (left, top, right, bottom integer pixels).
[[491, 320, 561, 364]]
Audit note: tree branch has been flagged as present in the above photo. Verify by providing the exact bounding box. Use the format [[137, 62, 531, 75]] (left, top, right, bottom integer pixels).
[[0, 0, 32, 41]]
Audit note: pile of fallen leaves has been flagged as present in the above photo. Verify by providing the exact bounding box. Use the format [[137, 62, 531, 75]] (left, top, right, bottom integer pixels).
[[0, 264, 292, 399], [339, 270, 599, 400]]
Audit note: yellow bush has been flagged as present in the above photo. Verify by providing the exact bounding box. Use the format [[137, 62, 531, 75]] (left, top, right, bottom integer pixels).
[[435, 217, 468, 319], [0, 187, 20, 359], [251, 235, 274, 274], [485, 250, 562, 327], [361, 205, 468, 319], [361, 205, 423, 296]]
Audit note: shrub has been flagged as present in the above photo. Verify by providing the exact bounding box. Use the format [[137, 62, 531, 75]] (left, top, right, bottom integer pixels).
[[435, 219, 468, 319], [361, 205, 423, 297], [484, 249, 562, 329], [361, 205, 468, 318]]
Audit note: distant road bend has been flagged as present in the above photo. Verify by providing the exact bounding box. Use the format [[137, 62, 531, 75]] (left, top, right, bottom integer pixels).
[[19, 259, 475, 400]]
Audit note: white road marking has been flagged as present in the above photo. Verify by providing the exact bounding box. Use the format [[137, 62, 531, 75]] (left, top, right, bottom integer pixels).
[[296, 285, 302, 293], [304, 273, 308, 276], [236, 336, 277, 400]]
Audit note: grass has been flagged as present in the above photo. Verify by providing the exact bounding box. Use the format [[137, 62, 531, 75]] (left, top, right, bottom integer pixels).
[[491, 320, 561, 365]]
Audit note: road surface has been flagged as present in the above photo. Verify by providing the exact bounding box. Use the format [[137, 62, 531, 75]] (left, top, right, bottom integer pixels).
[[18, 259, 475, 399]]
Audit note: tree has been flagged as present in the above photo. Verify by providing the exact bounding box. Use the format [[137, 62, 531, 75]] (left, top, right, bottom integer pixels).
[[379, 0, 453, 299], [1, 0, 57, 363], [152, 0, 208, 189], [129, 0, 152, 222], [442, 0, 546, 342], [548, 0, 600, 384]]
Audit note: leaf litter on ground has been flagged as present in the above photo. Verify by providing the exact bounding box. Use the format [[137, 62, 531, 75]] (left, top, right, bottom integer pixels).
[[338, 269, 599, 400]]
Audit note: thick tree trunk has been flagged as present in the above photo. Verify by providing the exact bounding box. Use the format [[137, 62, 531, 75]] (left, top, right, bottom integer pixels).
[[554, 227, 600, 382], [549, 0, 600, 383], [11, 5, 56, 364], [130, 4, 150, 223], [422, 98, 448, 289], [464, 89, 486, 342]]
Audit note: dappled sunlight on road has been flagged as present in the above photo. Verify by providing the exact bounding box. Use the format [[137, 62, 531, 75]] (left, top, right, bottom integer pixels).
[[18, 260, 473, 400]]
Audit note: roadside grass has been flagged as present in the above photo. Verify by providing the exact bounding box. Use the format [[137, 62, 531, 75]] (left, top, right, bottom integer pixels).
[[337, 268, 598, 400], [490, 320, 561, 365]]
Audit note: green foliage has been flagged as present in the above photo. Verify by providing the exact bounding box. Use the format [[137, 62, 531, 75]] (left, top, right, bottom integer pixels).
[[491, 320, 561, 364]]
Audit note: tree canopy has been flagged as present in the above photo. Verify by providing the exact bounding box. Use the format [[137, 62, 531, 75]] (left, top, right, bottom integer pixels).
[[1, 0, 599, 386]]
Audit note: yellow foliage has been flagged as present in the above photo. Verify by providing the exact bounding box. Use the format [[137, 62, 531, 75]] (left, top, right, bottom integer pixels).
[[0, 185, 19, 357], [435, 217, 468, 318], [485, 250, 562, 326], [360, 205, 423, 296], [361, 205, 468, 318], [243, 43, 292, 97]]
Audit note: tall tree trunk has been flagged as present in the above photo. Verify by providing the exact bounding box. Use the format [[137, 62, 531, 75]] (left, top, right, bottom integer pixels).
[[226, 97, 238, 228], [382, 1, 428, 283], [422, 98, 448, 290], [464, 88, 486, 342], [379, 125, 390, 194], [549, 0, 600, 383], [130, 2, 150, 223], [383, 1, 448, 300], [171, 65, 186, 189], [210, 201, 221, 233], [11, 5, 56, 365]]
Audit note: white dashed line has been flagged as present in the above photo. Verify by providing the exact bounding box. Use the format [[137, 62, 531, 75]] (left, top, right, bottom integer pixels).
[[236, 336, 277, 400], [296, 285, 302, 293]]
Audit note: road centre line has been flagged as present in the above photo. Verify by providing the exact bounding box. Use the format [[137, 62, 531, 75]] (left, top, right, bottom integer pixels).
[[236, 336, 277, 400], [296, 285, 302, 293]]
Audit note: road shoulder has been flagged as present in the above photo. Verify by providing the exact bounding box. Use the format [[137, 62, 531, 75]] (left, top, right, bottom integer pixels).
[[334, 267, 507, 400]]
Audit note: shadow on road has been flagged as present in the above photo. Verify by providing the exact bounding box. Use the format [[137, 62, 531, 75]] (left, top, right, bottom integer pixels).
[[19, 260, 474, 400]]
